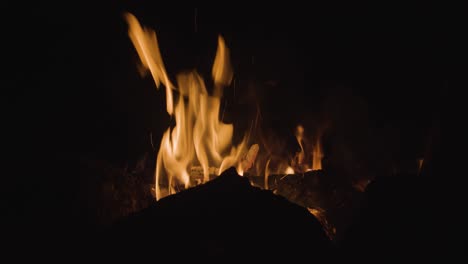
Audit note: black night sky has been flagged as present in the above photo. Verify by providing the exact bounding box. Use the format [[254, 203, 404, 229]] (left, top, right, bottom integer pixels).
[[4, 1, 459, 252]]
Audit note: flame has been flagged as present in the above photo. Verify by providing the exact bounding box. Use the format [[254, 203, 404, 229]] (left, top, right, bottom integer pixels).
[[212, 36, 233, 90], [264, 158, 271, 189], [312, 136, 323, 171], [125, 13, 249, 200], [284, 166, 295, 175], [294, 125, 306, 167], [125, 13, 175, 115]]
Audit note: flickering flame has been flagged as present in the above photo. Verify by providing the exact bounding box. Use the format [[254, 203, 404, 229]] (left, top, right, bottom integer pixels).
[[125, 13, 175, 115], [312, 136, 323, 171], [125, 13, 250, 200], [294, 125, 306, 167], [284, 166, 295, 175], [125, 13, 340, 239]]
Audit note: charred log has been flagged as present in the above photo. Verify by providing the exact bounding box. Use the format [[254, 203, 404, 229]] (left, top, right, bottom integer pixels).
[[247, 170, 364, 240], [101, 168, 336, 261]]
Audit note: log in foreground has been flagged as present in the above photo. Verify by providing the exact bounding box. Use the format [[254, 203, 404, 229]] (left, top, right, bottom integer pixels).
[[247, 169, 362, 240], [101, 167, 336, 261]]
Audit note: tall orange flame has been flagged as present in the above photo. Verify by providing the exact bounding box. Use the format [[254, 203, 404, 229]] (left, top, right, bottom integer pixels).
[[125, 13, 249, 200]]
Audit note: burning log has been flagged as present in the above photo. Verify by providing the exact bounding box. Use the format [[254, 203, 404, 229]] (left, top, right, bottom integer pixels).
[[102, 168, 335, 261], [188, 144, 260, 183], [150, 144, 261, 198], [260, 170, 329, 210], [246, 169, 364, 240], [189, 166, 219, 182]]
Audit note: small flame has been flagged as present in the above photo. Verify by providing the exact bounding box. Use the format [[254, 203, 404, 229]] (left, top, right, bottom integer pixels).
[[312, 136, 323, 171], [212, 36, 233, 90], [284, 166, 295, 175], [264, 158, 271, 189], [125, 13, 175, 115], [294, 125, 306, 166], [125, 13, 249, 200]]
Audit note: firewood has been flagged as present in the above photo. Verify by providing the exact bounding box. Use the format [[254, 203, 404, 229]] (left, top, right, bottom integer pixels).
[[103, 168, 335, 261], [189, 166, 219, 181], [188, 144, 260, 181]]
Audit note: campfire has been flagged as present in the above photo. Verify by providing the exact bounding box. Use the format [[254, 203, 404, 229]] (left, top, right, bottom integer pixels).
[[7, 4, 450, 261], [126, 13, 254, 200], [82, 11, 447, 255], [125, 12, 331, 190], [122, 12, 357, 239]]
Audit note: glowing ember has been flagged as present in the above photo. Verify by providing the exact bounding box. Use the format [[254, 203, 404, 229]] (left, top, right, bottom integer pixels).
[[308, 207, 336, 239], [284, 166, 295, 175], [125, 13, 250, 200]]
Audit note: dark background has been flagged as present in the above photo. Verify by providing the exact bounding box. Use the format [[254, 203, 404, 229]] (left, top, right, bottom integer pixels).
[[4, 2, 457, 232]]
